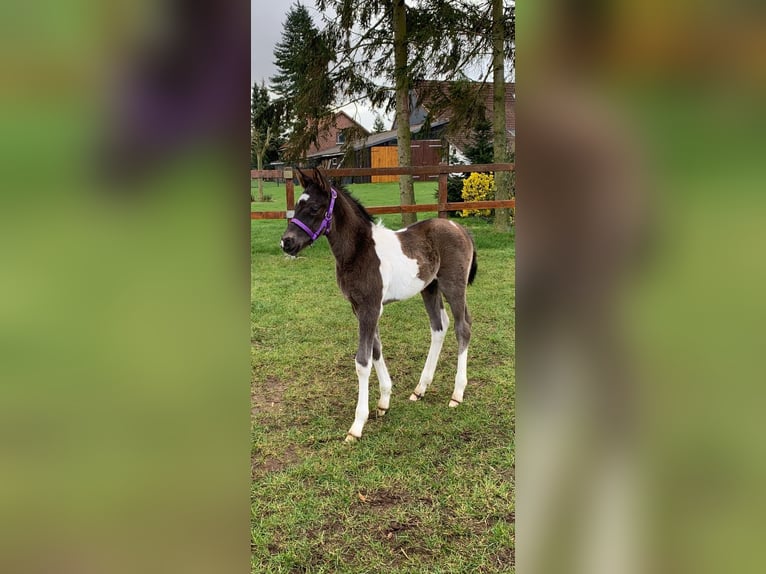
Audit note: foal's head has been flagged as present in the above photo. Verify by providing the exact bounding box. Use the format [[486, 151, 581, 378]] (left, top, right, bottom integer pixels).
[[280, 168, 335, 256]]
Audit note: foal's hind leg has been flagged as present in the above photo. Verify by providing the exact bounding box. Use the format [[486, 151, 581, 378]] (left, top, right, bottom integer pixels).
[[442, 288, 472, 407], [372, 327, 393, 417], [410, 281, 449, 402]]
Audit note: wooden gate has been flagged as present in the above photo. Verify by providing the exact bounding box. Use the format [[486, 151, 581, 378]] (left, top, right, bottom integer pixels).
[[371, 140, 444, 183], [410, 140, 442, 180], [371, 147, 398, 183]]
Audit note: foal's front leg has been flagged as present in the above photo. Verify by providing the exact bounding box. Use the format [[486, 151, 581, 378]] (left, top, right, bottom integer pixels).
[[373, 327, 393, 417], [346, 309, 378, 442]]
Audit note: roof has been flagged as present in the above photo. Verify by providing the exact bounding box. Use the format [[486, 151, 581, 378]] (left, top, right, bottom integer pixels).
[[333, 110, 371, 135], [306, 119, 449, 159], [306, 110, 371, 155], [393, 80, 515, 152]]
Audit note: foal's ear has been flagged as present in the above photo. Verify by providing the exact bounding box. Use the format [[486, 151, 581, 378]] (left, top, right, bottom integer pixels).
[[295, 167, 311, 189], [312, 168, 332, 195]]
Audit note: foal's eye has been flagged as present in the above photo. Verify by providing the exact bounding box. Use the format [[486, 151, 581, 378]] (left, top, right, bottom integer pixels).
[[309, 205, 321, 214]]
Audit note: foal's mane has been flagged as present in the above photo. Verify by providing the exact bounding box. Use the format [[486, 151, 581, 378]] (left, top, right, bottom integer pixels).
[[328, 180, 374, 224]]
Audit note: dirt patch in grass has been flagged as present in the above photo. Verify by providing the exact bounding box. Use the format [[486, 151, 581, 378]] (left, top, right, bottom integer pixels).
[[251, 445, 300, 479], [353, 488, 410, 509], [380, 516, 422, 539], [251, 375, 288, 416], [251, 375, 303, 478]]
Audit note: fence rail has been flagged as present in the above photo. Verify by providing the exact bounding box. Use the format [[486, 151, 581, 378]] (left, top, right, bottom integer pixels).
[[250, 163, 514, 220]]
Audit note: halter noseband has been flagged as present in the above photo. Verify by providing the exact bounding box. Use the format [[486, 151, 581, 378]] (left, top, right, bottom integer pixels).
[[290, 187, 338, 243]]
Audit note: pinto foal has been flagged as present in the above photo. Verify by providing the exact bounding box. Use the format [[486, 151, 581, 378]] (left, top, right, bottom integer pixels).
[[280, 168, 477, 442]]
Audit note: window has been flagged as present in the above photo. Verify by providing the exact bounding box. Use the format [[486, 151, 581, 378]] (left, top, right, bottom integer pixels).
[[336, 130, 346, 144]]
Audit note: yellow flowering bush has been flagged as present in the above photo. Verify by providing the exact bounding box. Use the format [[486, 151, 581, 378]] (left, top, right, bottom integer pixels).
[[460, 172, 495, 217]]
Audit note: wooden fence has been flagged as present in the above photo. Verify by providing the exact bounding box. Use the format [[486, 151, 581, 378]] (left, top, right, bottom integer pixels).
[[250, 164, 515, 220]]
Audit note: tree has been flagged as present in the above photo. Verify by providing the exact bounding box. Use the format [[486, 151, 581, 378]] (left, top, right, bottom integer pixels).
[[491, 0, 512, 232], [392, 0, 417, 225], [271, 3, 335, 161], [271, 3, 316, 101], [316, 0, 425, 226], [464, 114, 494, 165], [251, 82, 283, 202], [404, 0, 514, 229], [372, 115, 386, 133], [312, 0, 514, 225]]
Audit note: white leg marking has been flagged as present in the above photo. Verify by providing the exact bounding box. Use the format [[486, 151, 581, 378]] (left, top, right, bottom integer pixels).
[[449, 348, 468, 407], [410, 310, 449, 401], [374, 355, 392, 416], [347, 360, 371, 440]]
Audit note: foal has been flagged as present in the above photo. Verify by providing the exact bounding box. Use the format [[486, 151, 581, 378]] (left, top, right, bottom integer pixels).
[[280, 168, 477, 442]]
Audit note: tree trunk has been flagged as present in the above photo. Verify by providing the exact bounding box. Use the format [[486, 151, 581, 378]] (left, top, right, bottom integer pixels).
[[251, 128, 257, 202], [393, 0, 417, 226], [255, 126, 272, 202], [492, 0, 511, 232], [255, 147, 265, 202]]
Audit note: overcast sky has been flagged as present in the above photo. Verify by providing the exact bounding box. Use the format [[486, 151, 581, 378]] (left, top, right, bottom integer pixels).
[[250, 0, 305, 86], [250, 0, 386, 131]]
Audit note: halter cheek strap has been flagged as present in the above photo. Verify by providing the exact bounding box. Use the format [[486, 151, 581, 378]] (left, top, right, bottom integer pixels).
[[290, 187, 338, 243]]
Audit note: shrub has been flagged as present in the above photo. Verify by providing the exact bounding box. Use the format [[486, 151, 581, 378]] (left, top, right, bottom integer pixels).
[[460, 172, 495, 217], [447, 174, 465, 204]]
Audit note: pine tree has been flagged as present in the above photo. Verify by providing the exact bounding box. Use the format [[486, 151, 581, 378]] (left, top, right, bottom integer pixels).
[[314, 0, 513, 225], [408, 0, 514, 230], [317, 0, 421, 225], [464, 115, 494, 165], [372, 115, 386, 133], [271, 4, 317, 100], [271, 3, 334, 161]]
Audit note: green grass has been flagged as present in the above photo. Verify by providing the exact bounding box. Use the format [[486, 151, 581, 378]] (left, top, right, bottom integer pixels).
[[251, 180, 443, 218], [252, 199, 515, 573]]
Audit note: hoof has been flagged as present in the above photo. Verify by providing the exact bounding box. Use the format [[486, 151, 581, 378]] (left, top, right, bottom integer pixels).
[[409, 392, 423, 402], [376, 407, 388, 417], [344, 433, 359, 443], [448, 399, 462, 408]]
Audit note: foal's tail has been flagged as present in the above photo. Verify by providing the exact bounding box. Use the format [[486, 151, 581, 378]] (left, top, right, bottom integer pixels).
[[467, 249, 478, 285]]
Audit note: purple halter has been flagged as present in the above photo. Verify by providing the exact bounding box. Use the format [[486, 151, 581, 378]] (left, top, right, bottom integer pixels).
[[290, 187, 338, 242]]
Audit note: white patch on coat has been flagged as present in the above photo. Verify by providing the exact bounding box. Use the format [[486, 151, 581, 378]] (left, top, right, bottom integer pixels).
[[297, 193, 310, 204], [371, 222, 426, 303]]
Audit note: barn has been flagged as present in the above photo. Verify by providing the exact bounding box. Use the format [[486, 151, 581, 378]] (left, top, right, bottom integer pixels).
[[306, 122, 448, 184]]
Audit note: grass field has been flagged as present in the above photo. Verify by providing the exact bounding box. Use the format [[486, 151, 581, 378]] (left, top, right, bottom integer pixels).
[[251, 195, 515, 573]]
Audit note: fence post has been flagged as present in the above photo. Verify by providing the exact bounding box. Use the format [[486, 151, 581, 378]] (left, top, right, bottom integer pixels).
[[284, 167, 294, 218], [437, 172, 448, 218]]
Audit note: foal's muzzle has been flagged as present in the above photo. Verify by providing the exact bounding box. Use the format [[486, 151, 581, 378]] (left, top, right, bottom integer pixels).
[[280, 230, 305, 256]]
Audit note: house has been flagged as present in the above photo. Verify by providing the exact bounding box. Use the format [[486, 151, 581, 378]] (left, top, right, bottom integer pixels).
[[306, 122, 446, 183], [305, 81, 515, 181], [307, 111, 370, 157]]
